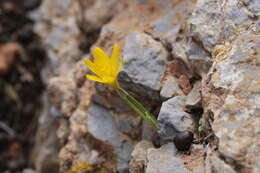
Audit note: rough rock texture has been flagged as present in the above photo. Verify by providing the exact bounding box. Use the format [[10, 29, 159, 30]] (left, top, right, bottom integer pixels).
[[157, 96, 195, 141], [160, 76, 184, 99], [200, 0, 260, 172], [146, 143, 187, 173], [31, 0, 260, 172], [203, 27, 260, 173], [122, 32, 167, 92], [129, 141, 154, 173]]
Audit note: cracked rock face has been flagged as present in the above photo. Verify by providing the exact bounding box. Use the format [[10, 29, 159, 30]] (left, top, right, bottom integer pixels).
[[129, 141, 154, 173], [87, 104, 133, 173], [146, 143, 187, 173], [157, 96, 195, 141], [203, 29, 260, 172], [122, 32, 168, 91], [31, 0, 260, 172]]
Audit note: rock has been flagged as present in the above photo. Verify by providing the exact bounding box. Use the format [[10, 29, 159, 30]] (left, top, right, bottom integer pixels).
[[157, 96, 195, 141], [202, 17, 260, 173], [20, 0, 41, 10], [87, 104, 133, 173], [146, 143, 187, 173], [141, 121, 157, 141], [178, 74, 193, 94], [173, 131, 194, 151], [166, 59, 193, 94], [147, 0, 195, 45], [241, 0, 260, 16], [187, 0, 222, 52], [0, 43, 23, 75], [167, 59, 192, 79], [160, 76, 184, 99], [32, 94, 60, 173], [31, 0, 82, 75], [48, 77, 77, 117], [129, 141, 154, 173], [121, 32, 168, 91], [22, 168, 37, 173], [186, 81, 201, 108], [31, 0, 260, 172], [206, 153, 236, 173], [188, 0, 255, 53], [180, 145, 205, 173], [114, 113, 141, 138], [77, 0, 129, 50], [78, 0, 128, 37], [185, 39, 212, 77]]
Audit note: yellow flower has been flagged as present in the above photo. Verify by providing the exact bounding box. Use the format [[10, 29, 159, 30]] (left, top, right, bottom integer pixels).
[[84, 44, 123, 88]]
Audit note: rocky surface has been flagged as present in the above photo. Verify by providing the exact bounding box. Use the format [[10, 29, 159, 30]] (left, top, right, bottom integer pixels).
[[157, 96, 195, 141], [160, 76, 184, 99], [123, 32, 168, 91], [146, 143, 187, 173], [22, 0, 260, 172], [129, 141, 154, 173]]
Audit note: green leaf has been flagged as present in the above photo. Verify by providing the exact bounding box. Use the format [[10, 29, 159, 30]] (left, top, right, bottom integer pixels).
[[116, 87, 157, 127]]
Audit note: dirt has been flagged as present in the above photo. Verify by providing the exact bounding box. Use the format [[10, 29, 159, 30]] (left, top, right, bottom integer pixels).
[[0, 0, 46, 172]]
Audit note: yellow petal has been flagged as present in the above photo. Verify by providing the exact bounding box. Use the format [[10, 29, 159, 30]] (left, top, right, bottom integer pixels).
[[116, 57, 123, 74], [93, 47, 110, 66], [111, 44, 120, 73], [84, 58, 104, 77], [103, 76, 116, 86], [86, 75, 105, 83]]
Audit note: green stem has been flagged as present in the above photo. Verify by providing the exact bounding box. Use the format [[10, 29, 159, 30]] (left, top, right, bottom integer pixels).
[[116, 86, 158, 127]]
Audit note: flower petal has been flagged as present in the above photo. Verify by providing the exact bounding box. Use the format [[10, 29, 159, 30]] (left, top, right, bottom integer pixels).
[[93, 47, 110, 66], [86, 75, 105, 83], [103, 76, 116, 86], [84, 58, 104, 77], [111, 44, 120, 73]]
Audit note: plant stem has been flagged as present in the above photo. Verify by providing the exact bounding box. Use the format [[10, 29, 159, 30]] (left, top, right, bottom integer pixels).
[[116, 86, 157, 127]]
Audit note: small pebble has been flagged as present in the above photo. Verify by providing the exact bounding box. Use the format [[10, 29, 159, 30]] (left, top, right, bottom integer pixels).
[[173, 131, 194, 151]]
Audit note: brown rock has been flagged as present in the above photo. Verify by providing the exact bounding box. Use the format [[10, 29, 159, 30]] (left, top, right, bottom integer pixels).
[[0, 43, 23, 75], [178, 75, 192, 95], [167, 59, 193, 94], [167, 59, 192, 79]]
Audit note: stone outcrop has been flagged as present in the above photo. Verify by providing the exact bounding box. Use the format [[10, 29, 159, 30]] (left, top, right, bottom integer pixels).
[[32, 0, 260, 172]]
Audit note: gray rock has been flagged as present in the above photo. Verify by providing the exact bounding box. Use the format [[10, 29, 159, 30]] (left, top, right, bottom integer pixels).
[[150, 14, 181, 43], [187, 0, 222, 52], [79, 0, 123, 34], [160, 76, 184, 99], [115, 118, 140, 135], [88, 104, 133, 173], [22, 169, 37, 173], [142, 121, 157, 141], [146, 143, 187, 173], [33, 94, 60, 173], [31, 0, 82, 75], [157, 96, 195, 140], [185, 39, 212, 77], [148, 0, 195, 45], [241, 0, 260, 16], [122, 32, 168, 91], [48, 77, 77, 117], [188, 0, 255, 53], [202, 22, 260, 172], [129, 141, 154, 173], [207, 156, 236, 173], [186, 81, 201, 107], [225, 1, 252, 25]]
